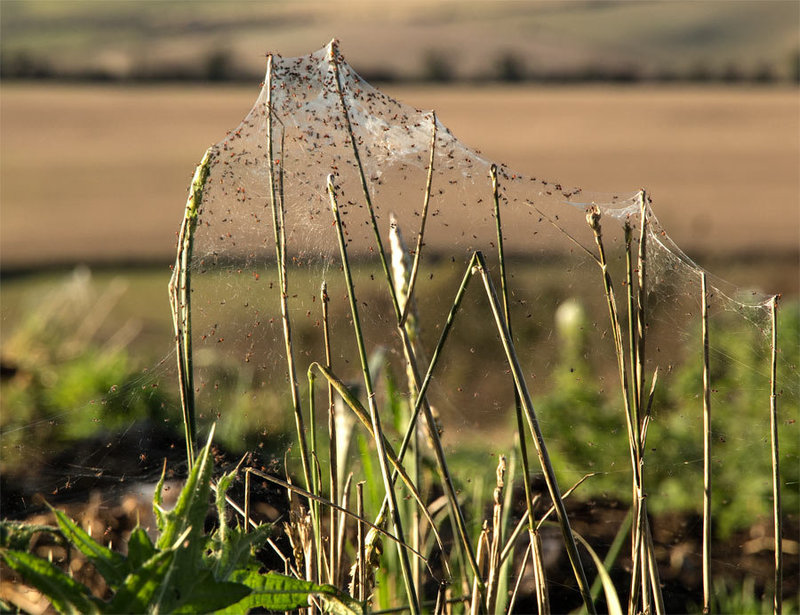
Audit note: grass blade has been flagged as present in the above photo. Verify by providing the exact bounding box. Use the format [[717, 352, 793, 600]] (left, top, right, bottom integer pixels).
[[573, 531, 623, 615]]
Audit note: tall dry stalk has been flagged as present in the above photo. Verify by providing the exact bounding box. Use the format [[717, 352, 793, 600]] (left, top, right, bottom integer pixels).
[[168, 146, 213, 469], [321, 280, 340, 585], [701, 272, 712, 614], [585, 209, 641, 601], [586, 199, 664, 615], [470, 522, 490, 615], [530, 530, 550, 615], [770, 296, 782, 615], [485, 455, 506, 613], [265, 55, 313, 497], [356, 481, 367, 603]]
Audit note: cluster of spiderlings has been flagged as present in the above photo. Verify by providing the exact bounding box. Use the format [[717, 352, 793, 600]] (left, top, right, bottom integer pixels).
[[182, 42, 790, 521]]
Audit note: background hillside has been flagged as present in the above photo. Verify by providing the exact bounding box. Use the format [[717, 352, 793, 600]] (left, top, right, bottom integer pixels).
[[2, 0, 799, 83]]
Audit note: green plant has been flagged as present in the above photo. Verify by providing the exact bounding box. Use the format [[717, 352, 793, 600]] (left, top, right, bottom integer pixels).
[[0, 429, 359, 614], [0, 271, 172, 474], [689, 577, 799, 615]]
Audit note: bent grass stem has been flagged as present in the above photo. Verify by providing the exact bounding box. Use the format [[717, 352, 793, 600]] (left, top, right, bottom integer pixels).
[[327, 175, 420, 613], [474, 251, 595, 613], [306, 361, 448, 570]]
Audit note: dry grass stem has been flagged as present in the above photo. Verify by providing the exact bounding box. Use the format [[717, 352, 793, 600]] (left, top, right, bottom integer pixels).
[[243, 467, 251, 534], [320, 280, 339, 585], [356, 481, 367, 603], [770, 296, 783, 615], [485, 455, 506, 613], [470, 522, 490, 615], [701, 272, 712, 614], [531, 530, 550, 615], [265, 55, 313, 496], [492, 165, 539, 565], [337, 473, 353, 588], [586, 205, 666, 614]]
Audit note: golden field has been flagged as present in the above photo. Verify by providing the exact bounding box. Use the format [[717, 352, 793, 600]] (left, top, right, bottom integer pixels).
[[1, 84, 797, 288]]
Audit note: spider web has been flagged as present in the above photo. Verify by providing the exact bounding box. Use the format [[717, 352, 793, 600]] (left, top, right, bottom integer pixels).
[[2, 40, 796, 607]]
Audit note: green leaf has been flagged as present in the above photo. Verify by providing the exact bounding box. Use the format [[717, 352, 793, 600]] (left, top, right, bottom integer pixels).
[[219, 570, 360, 614], [153, 459, 167, 534], [126, 526, 155, 570], [0, 549, 100, 615], [156, 427, 215, 552], [211, 523, 273, 581], [214, 466, 238, 544], [106, 550, 174, 614], [171, 570, 251, 614], [48, 505, 127, 589], [573, 530, 623, 615], [154, 427, 216, 605], [0, 520, 60, 550], [318, 593, 362, 615]]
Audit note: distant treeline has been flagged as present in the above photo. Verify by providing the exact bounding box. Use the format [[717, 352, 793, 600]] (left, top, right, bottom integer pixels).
[[3, 48, 799, 85]]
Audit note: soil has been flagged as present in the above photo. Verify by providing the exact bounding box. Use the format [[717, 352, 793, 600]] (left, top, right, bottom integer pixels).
[[2, 426, 796, 613]]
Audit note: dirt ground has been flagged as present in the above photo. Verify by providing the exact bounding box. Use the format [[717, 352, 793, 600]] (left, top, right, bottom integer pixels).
[[1, 84, 797, 272]]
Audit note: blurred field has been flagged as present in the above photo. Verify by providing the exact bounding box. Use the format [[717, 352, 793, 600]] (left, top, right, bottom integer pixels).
[[2, 84, 797, 288], [2, 1, 798, 82]]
